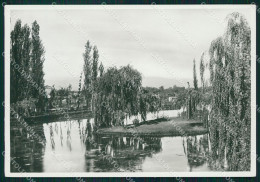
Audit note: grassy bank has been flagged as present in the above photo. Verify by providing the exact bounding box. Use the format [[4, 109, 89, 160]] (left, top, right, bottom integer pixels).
[[96, 117, 208, 137]]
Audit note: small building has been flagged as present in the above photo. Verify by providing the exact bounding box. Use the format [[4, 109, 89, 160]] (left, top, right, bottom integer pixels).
[[45, 85, 53, 99], [168, 96, 177, 102]]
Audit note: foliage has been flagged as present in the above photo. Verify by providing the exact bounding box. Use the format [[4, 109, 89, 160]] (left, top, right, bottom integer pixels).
[[30, 21, 46, 111], [193, 59, 198, 90], [208, 12, 251, 171], [11, 20, 31, 103], [99, 62, 104, 77], [139, 89, 161, 121], [186, 89, 201, 119], [200, 53, 205, 92], [82, 41, 92, 110], [49, 84, 72, 109], [133, 119, 140, 125], [94, 65, 143, 127], [12, 98, 37, 117], [143, 85, 185, 110], [92, 46, 99, 82], [185, 58, 201, 119], [77, 72, 83, 109], [10, 20, 46, 112], [49, 87, 56, 109], [56, 87, 69, 97], [175, 89, 188, 109]]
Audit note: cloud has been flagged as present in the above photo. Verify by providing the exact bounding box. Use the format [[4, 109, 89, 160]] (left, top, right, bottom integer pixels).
[[10, 7, 253, 89]]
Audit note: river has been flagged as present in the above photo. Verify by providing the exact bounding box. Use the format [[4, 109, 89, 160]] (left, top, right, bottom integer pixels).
[[10, 110, 218, 172]]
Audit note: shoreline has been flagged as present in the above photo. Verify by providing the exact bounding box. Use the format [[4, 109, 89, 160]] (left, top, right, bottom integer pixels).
[[11, 110, 93, 125], [96, 117, 208, 137]]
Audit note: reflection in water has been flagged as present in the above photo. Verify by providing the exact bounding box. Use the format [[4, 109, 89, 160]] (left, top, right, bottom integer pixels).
[[60, 122, 63, 146], [11, 118, 216, 172], [88, 136, 163, 172], [49, 125, 55, 150], [182, 135, 209, 171], [10, 121, 45, 172]]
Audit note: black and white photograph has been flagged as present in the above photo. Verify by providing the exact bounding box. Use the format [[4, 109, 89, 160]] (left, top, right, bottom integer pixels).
[[4, 5, 256, 177]]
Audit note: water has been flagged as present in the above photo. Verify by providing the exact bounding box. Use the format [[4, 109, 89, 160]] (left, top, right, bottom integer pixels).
[[124, 108, 184, 125], [10, 109, 216, 173]]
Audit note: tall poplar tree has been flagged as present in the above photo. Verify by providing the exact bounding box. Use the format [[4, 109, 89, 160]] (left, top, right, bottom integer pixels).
[[83, 41, 92, 110], [91, 46, 99, 118], [99, 62, 104, 77], [10, 20, 23, 103], [92, 46, 99, 82], [200, 53, 205, 92], [31, 20, 46, 111], [10, 20, 32, 103], [193, 59, 198, 90], [21, 24, 32, 99]]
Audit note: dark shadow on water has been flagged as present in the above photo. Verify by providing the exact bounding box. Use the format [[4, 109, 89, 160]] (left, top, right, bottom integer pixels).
[[10, 121, 45, 172], [182, 135, 209, 171]]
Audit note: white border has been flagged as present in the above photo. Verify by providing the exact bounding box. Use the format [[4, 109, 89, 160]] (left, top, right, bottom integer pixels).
[[4, 4, 256, 177]]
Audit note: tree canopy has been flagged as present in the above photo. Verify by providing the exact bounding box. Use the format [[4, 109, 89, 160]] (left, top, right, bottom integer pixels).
[[11, 19, 46, 112], [94, 65, 142, 127], [208, 12, 251, 171]]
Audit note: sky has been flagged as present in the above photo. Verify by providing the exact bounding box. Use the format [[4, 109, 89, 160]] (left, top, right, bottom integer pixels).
[[10, 6, 253, 90]]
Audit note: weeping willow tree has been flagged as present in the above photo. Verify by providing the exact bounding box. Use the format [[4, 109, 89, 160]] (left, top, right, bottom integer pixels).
[[139, 89, 161, 121], [208, 12, 251, 171], [94, 65, 142, 127]]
